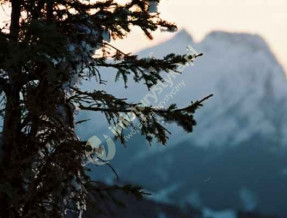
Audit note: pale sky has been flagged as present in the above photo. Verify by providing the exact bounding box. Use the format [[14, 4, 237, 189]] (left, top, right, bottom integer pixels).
[[113, 0, 287, 72], [1, 0, 287, 71]]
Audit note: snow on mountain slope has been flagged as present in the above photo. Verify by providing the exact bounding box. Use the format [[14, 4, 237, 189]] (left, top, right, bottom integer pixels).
[[134, 29, 287, 147]]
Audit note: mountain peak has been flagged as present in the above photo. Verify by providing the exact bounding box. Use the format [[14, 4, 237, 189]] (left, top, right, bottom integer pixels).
[[173, 29, 193, 42], [203, 31, 268, 51]]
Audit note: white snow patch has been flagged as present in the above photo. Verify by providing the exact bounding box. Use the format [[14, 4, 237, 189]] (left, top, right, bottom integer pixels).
[[202, 208, 236, 218]]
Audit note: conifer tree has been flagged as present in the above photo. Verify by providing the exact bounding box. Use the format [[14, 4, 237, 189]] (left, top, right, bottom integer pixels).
[[0, 0, 211, 217]]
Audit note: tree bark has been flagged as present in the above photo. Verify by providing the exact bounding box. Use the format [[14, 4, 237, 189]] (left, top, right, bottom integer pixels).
[[10, 0, 21, 41]]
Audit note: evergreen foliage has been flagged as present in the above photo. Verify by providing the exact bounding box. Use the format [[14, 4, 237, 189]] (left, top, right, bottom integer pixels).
[[0, 0, 210, 217]]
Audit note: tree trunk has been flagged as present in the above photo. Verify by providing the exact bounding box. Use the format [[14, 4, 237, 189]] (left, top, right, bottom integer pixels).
[[0, 85, 22, 217], [10, 0, 21, 41], [0, 2, 21, 215], [1, 88, 21, 166]]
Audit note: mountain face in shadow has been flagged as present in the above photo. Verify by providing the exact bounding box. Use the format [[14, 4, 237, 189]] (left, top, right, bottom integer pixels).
[[78, 29, 287, 217]]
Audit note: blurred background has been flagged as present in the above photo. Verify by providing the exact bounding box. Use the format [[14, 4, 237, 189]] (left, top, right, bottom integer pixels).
[[2, 0, 281, 217]]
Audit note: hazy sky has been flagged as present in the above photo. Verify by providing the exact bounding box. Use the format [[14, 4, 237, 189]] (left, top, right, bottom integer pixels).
[[1, 0, 286, 71], [113, 0, 287, 72]]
